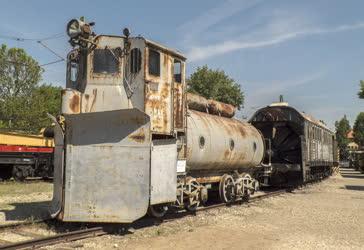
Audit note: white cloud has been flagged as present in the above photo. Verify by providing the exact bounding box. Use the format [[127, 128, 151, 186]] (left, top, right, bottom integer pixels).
[[178, 0, 264, 44], [186, 22, 364, 62], [249, 71, 326, 97]]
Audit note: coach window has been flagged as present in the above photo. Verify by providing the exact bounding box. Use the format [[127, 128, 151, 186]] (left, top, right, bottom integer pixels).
[[148, 49, 160, 76], [174, 59, 182, 83]]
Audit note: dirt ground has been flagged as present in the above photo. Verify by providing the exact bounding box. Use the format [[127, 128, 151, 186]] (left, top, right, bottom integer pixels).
[[47, 168, 364, 250], [0, 181, 52, 225]]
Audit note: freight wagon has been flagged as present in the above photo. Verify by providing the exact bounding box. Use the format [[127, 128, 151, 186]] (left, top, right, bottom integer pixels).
[[0, 131, 54, 181]]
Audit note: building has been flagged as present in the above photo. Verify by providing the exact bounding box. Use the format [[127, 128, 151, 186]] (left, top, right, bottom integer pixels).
[[347, 130, 359, 151]]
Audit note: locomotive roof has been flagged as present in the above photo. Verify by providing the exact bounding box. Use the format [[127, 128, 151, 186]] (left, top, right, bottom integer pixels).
[[251, 103, 332, 133], [144, 38, 186, 60], [95, 35, 187, 60]]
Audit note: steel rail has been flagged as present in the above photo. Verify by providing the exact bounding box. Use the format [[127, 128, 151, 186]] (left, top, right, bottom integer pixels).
[[0, 227, 105, 250], [198, 189, 288, 212]]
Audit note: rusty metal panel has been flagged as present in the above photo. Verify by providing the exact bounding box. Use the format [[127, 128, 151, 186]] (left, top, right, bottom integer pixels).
[[144, 47, 173, 134], [62, 109, 151, 223], [173, 62, 185, 130], [186, 110, 264, 172], [186, 92, 236, 118], [62, 88, 81, 114], [150, 139, 177, 205]]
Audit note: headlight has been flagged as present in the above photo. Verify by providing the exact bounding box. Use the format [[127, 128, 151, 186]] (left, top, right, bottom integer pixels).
[[67, 19, 84, 38]]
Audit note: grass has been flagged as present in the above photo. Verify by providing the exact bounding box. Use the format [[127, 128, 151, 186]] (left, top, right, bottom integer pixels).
[[0, 181, 52, 197]]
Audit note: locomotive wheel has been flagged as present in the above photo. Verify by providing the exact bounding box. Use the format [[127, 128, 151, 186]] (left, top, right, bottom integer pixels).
[[12, 165, 28, 182], [219, 174, 235, 203], [241, 173, 254, 196], [147, 204, 168, 218], [184, 177, 200, 212]]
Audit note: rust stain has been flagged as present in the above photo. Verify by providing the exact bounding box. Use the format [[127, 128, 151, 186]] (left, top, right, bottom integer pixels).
[[224, 149, 231, 160], [90, 89, 98, 112], [186, 93, 235, 118], [163, 53, 169, 81], [129, 128, 146, 143], [195, 176, 221, 183], [69, 94, 80, 113], [174, 86, 184, 129], [84, 94, 90, 112]]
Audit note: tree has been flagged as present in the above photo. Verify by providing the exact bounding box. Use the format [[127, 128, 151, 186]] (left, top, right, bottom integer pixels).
[[0, 44, 43, 99], [335, 115, 351, 160], [0, 44, 61, 133], [359, 80, 364, 99], [187, 65, 244, 109], [353, 112, 364, 147]]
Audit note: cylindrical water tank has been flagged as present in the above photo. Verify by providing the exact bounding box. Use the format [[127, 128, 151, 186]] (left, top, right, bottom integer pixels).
[[186, 110, 264, 172]]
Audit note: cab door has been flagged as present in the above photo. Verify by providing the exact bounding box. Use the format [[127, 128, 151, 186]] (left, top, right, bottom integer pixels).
[[144, 47, 173, 134]]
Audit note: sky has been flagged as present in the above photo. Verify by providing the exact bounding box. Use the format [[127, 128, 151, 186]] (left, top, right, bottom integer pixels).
[[0, 0, 363, 130]]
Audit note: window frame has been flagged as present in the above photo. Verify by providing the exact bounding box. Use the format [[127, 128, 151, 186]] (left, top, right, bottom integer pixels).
[[130, 48, 142, 74], [92, 48, 120, 75], [173, 59, 182, 83], [148, 48, 161, 77]]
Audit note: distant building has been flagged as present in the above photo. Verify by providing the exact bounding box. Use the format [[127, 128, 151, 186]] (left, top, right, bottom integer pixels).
[[347, 130, 359, 151]]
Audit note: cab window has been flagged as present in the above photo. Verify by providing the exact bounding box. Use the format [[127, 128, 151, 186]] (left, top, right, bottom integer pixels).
[[174, 59, 182, 83], [130, 48, 142, 73], [93, 49, 119, 74], [148, 49, 160, 76]]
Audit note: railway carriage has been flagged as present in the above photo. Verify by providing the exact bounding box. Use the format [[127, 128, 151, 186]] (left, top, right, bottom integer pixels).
[[250, 102, 337, 185]]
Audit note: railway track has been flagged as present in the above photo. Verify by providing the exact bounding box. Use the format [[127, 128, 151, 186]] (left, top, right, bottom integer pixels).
[[0, 189, 288, 250]]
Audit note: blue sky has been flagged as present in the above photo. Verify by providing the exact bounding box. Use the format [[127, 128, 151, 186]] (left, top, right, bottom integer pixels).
[[0, 0, 363, 129]]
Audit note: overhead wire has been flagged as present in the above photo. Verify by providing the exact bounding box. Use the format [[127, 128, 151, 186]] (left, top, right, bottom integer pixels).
[[0, 32, 65, 42], [0, 32, 66, 67]]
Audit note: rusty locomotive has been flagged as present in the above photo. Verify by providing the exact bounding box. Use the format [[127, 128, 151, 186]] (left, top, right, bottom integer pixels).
[[49, 18, 336, 223]]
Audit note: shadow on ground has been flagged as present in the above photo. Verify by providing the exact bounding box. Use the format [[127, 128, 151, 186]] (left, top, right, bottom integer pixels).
[[340, 168, 364, 179], [0, 201, 51, 223], [345, 185, 364, 191]]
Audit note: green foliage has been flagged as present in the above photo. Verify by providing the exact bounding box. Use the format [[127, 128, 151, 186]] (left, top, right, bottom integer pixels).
[[353, 112, 364, 147], [359, 80, 364, 99], [187, 65, 244, 109], [0, 44, 61, 133], [335, 115, 351, 159]]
